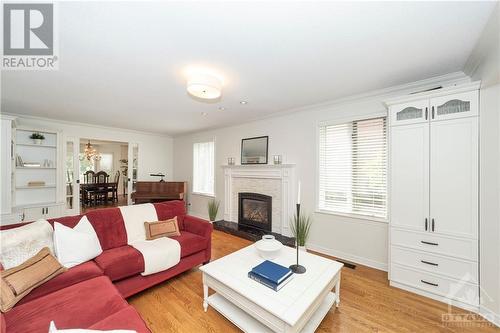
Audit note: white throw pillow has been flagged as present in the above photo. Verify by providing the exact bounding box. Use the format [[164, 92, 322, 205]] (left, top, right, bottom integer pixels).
[[0, 219, 54, 269], [49, 321, 136, 333], [53, 216, 103, 268]]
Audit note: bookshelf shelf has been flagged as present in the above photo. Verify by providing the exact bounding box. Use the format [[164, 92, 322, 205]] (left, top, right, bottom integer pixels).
[[16, 143, 57, 148], [16, 185, 56, 189]]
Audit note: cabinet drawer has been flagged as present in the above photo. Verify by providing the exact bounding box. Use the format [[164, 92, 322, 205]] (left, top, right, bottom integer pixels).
[[391, 264, 479, 306], [391, 246, 478, 283], [23, 206, 46, 221], [391, 228, 477, 261]]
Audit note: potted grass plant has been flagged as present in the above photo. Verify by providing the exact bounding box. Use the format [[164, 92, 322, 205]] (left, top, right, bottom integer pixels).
[[289, 211, 312, 251], [207, 199, 220, 223], [29, 132, 45, 145]]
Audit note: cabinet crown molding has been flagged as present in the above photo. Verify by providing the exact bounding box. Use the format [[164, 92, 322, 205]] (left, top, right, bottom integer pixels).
[[384, 81, 481, 107]]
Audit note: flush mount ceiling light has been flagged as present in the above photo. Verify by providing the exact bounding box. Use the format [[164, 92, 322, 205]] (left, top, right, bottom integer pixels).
[[240, 101, 248, 105], [187, 73, 222, 100], [218, 107, 225, 111]]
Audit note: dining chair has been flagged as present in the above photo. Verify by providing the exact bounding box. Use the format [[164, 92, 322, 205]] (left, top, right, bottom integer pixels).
[[112, 171, 120, 202]]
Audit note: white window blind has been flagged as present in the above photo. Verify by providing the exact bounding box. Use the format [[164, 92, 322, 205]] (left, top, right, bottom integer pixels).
[[318, 117, 387, 219], [193, 140, 215, 196]]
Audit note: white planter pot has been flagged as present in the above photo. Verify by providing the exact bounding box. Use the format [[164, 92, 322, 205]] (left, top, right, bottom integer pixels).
[[33, 139, 43, 145], [299, 246, 307, 252]]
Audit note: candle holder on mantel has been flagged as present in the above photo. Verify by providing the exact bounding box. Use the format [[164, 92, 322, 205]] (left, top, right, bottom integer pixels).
[[273, 155, 282, 165], [289, 202, 306, 274], [227, 157, 235, 165]]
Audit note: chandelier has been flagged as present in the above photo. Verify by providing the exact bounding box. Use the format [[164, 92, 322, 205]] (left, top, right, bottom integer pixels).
[[80, 140, 101, 161]]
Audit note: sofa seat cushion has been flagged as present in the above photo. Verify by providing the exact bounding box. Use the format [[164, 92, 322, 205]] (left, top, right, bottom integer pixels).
[[4, 276, 128, 333], [94, 246, 144, 281], [170, 231, 208, 258], [18, 261, 103, 305], [88, 306, 150, 332]]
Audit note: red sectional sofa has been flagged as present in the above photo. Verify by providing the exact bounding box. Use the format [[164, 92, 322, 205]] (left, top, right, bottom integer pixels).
[[0, 200, 212, 333]]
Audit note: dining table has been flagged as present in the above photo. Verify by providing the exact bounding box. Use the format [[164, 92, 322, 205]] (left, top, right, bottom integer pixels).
[[80, 182, 118, 206]]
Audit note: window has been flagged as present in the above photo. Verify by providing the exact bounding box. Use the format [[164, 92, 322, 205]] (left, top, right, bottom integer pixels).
[[98, 153, 113, 174], [79, 153, 95, 182], [193, 140, 215, 196], [318, 117, 387, 219]]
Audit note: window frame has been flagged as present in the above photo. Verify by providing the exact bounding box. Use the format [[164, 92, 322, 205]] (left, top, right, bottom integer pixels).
[[315, 113, 388, 223], [192, 138, 216, 197]]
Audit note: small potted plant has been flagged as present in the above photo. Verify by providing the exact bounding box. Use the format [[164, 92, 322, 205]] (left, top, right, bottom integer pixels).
[[207, 199, 220, 223], [289, 211, 312, 251], [29, 132, 45, 145]]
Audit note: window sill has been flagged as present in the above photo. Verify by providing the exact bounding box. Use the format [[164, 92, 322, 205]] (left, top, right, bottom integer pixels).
[[315, 209, 388, 224], [192, 192, 215, 198]]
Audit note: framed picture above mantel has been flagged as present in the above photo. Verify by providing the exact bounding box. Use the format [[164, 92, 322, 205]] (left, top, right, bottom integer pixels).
[[241, 136, 268, 165]]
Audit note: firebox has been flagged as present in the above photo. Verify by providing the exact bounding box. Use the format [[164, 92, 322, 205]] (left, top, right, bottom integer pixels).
[[238, 192, 272, 232]]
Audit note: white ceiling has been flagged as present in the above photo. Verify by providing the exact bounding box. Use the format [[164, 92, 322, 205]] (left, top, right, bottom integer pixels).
[[1, 1, 496, 136]]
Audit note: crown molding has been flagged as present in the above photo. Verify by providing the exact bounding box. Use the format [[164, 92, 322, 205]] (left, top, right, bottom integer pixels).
[[384, 81, 481, 106], [174, 71, 470, 137], [1, 112, 172, 139]]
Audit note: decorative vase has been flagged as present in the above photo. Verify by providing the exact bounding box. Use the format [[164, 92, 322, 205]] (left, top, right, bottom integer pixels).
[[255, 235, 283, 259], [299, 246, 307, 252], [33, 139, 42, 145]]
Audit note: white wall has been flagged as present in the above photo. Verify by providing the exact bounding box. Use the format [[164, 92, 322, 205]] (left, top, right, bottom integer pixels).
[[465, 3, 500, 326], [8, 114, 174, 184], [173, 73, 470, 271]]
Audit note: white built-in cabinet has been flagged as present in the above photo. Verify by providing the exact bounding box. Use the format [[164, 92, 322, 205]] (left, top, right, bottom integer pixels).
[[387, 82, 480, 311], [0, 116, 65, 225]]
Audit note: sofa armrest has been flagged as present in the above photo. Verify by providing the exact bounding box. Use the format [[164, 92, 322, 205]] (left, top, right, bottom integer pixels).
[[183, 215, 213, 239]]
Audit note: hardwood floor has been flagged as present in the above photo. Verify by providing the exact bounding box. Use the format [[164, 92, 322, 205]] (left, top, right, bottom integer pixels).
[[80, 194, 127, 214], [128, 231, 498, 333]]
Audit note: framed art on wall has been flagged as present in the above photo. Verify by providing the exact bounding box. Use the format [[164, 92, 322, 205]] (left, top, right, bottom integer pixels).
[[241, 136, 268, 164]]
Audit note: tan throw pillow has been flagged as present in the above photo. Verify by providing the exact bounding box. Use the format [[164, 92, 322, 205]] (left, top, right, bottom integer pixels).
[[1, 247, 66, 312], [144, 217, 181, 240]]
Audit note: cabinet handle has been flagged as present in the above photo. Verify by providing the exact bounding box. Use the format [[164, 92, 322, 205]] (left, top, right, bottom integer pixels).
[[425, 107, 428, 120], [424, 218, 428, 231], [421, 260, 438, 266], [421, 279, 438, 287], [431, 106, 435, 119], [421, 240, 438, 246], [431, 218, 435, 232]]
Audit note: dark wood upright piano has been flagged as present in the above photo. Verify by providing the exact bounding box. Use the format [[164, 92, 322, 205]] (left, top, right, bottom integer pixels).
[[131, 181, 187, 204]]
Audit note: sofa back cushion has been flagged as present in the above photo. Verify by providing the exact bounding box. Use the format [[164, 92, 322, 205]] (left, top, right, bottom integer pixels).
[[84, 208, 128, 250], [154, 201, 186, 229]]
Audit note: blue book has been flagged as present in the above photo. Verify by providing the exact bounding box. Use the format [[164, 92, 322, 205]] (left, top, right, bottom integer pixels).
[[251, 260, 293, 284], [248, 271, 294, 291]]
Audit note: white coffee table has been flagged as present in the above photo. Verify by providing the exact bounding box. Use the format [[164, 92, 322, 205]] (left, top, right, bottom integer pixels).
[[200, 245, 343, 333]]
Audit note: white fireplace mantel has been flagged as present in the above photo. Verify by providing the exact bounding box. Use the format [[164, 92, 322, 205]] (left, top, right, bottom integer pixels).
[[222, 164, 296, 236]]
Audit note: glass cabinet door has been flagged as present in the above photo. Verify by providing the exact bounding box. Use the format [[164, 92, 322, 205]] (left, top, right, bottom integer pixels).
[[430, 90, 478, 121], [389, 99, 429, 126], [64, 137, 80, 215], [127, 143, 138, 205]]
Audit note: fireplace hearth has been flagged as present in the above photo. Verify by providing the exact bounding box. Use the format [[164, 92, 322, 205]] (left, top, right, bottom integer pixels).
[[238, 192, 272, 232]]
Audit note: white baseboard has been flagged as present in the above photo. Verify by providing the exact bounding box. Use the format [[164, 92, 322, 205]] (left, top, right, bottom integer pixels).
[[306, 243, 388, 271], [479, 305, 500, 328]]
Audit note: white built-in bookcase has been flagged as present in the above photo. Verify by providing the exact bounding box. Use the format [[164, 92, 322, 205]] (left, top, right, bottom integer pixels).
[[13, 127, 65, 220]]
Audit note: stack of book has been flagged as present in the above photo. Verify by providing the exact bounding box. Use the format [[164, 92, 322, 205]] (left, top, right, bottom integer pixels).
[[248, 260, 294, 291]]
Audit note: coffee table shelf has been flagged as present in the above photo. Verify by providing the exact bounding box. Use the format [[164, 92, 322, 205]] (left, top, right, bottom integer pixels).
[[207, 292, 336, 333]]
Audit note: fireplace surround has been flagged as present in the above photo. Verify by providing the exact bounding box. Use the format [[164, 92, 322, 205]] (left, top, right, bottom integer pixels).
[[222, 164, 296, 236], [238, 192, 272, 232]]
